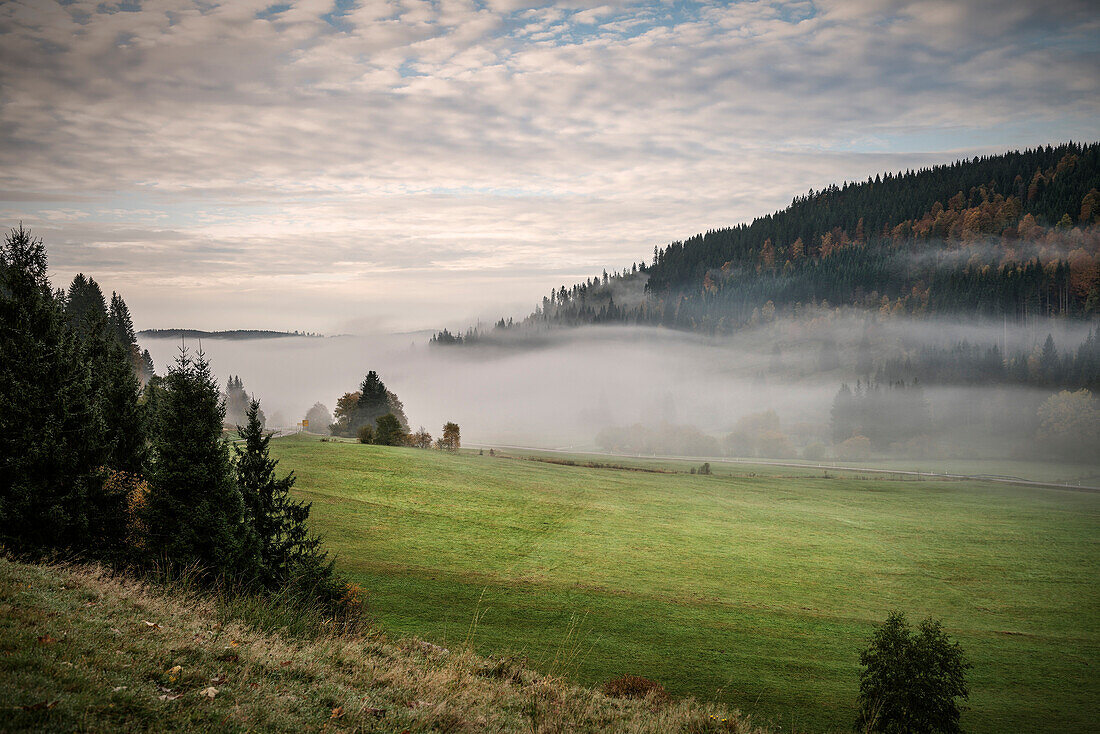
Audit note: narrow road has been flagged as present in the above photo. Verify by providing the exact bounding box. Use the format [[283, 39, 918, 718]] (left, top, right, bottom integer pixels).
[[466, 442, 1100, 493]]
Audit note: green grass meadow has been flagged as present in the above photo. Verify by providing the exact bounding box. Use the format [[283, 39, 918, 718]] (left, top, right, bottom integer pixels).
[[270, 435, 1100, 732]]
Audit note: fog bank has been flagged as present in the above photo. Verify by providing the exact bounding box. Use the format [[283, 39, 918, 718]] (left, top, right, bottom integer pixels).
[[139, 314, 1096, 458]]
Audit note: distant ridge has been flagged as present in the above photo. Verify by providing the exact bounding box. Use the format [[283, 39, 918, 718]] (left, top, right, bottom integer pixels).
[[138, 328, 322, 340], [433, 141, 1100, 344]]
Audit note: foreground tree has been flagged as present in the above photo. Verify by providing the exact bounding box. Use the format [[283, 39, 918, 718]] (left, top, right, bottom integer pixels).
[[0, 226, 101, 553], [235, 399, 334, 590], [64, 272, 107, 338], [144, 349, 250, 575], [856, 611, 970, 734], [80, 310, 146, 475]]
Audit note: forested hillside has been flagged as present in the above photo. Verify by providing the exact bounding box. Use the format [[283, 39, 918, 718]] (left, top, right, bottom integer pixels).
[[436, 142, 1100, 343]]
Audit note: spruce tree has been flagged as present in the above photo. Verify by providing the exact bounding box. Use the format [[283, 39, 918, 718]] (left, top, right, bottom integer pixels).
[[73, 311, 145, 559], [0, 226, 101, 554], [107, 291, 136, 348], [354, 370, 390, 430], [65, 273, 107, 338], [139, 348, 156, 384], [144, 348, 249, 576], [75, 310, 146, 473], [235, 398, 332, 590]]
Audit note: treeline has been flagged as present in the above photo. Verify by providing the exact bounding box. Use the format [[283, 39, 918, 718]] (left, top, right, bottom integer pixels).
[[0, 228, 356, 621], [140, 329, 323, 339], [826, 380, 1100, 462], [874, 331, 1100, 391], [830, 331, 1100, 458], [437, 142, 1100, 341]]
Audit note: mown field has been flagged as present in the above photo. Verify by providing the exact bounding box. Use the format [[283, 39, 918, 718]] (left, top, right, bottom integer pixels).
[[271, 435, 1100, 733]]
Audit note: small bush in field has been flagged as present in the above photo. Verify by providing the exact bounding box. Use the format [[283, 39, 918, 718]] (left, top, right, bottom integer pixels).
[[856, 611, 970, 733], [357, 424, 374, 444], [602, 674, 668, 701]]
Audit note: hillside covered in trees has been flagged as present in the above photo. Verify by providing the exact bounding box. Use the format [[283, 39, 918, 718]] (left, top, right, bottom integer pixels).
[[435, 142, 1100, 344], [139, 329, 322, 340]]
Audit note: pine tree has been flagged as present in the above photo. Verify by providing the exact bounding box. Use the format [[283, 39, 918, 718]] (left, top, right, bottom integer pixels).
[[1038, 334, 1060, 384], [71, 310, 145, 559], [107, 291, 136, 347], [65, 273, 107, 338], [354, 370, 390, 430], [0, 226, 102, 554], [830, 383, 855, 443], [235, 399, 333, 590], [139, 348, 156, 384], [77, 309, 146, 474], [144, 348, 248, 576]]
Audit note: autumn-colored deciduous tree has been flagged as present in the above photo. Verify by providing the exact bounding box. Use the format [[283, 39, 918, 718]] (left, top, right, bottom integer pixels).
[[1037, 389, 1100, 458], [330, 391, 360, 436], [1081, 188, 1100, 224], [440, 422, 461, 452], [409, 427, 433, 449], [837, 435, 872, 461]]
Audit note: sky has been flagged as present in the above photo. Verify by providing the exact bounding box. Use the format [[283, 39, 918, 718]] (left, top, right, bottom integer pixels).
[[2, 0, 1098, 333]]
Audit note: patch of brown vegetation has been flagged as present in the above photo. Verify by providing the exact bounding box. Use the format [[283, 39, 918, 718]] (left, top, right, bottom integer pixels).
[[602, 674, 669, 701], [0, 557, 767, 733]]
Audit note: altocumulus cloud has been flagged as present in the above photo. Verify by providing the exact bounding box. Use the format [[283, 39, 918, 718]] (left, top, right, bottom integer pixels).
[[1, 0, 1097, 331]]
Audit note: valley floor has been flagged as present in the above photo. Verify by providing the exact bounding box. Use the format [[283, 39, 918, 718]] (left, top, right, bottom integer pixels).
[[270, 435, 1100, 733]]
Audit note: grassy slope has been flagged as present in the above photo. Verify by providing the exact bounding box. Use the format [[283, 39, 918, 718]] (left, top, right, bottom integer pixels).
[[270, 435, 1100, 733], [0, 557, 763, 733]]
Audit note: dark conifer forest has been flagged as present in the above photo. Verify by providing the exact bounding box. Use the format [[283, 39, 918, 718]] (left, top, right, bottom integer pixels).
[[0, 226, 354, 620], [436, 142, 1100, 343]]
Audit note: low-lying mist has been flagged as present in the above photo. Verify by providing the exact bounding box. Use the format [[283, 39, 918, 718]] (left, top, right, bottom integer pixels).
[[139, 313, 1098, 463]]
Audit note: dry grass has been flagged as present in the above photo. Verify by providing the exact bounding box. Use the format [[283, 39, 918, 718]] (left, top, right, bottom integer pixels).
[[0, 556, 766, 733]]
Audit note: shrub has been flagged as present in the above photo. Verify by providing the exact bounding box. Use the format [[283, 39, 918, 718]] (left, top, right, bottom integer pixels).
[[409, 427, 433, 449], [602, 674, 668, 701], [107, 468, 150, 554], [856, 611, 970, 734], [357, 424, 374, 444], [837, 434, 872, 460], [374, 412, 406, 446], [802, 442, 827, 460], [756, 430, 795, 458]]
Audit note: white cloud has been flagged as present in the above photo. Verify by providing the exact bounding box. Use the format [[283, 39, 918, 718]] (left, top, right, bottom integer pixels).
[[0, 0, 1097, 332]]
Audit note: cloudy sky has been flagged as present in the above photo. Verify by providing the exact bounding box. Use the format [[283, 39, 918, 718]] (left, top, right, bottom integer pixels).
[[2, 0, 1098, 333]]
